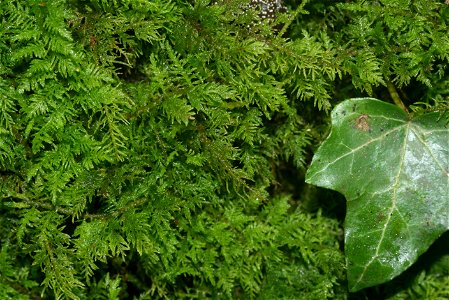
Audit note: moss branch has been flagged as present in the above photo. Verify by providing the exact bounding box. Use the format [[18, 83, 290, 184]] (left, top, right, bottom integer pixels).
[[277, 0, 309, 38], [1, 277, 42, 300], [5, 193, 147, 221]]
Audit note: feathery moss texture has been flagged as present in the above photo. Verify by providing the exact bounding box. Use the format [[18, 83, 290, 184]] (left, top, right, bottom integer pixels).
[[1, 0, 448, 299]]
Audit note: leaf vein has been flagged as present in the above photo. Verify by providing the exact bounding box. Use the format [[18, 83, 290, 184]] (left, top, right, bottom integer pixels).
[[354, 122, 410, 287], [310, 126, 405, 180], [411, 126, 449, 177]]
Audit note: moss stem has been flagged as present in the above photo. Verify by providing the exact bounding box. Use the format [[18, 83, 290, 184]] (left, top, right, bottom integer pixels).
[[277, 0, 308, 38]]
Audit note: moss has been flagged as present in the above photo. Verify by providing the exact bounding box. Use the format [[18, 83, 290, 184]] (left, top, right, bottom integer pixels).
[[0, 0, 448, 299]]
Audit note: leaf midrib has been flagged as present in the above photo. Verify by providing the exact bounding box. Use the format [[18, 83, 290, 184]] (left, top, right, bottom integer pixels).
[[352, 122, 411, 289]]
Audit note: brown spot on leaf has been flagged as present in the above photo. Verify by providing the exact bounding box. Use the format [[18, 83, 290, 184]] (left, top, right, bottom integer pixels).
[[355, 114, 370, 132], [376, 212, 385, 222]]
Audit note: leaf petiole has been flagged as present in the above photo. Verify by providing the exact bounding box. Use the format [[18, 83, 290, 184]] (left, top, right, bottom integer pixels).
[[387, 81, 408, 113]]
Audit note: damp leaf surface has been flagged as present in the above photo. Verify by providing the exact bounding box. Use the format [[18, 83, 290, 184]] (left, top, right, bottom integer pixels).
[[305, 98, 449, 292]]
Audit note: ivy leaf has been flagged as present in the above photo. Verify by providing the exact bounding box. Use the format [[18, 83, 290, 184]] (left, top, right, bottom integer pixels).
[[305, 98, 449, 292]]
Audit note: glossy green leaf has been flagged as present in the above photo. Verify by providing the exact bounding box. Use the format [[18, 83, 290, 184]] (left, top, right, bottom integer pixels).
[[305, 98, 449, 292]]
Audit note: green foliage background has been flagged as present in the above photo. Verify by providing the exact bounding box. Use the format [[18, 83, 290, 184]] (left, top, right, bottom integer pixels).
[[0, 0, 448, 299]]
